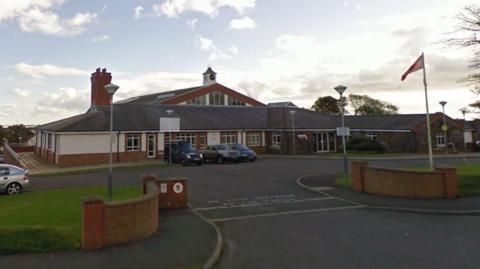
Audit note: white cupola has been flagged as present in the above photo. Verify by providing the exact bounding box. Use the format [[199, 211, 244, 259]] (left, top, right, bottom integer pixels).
[[202, 67, 217, 86]]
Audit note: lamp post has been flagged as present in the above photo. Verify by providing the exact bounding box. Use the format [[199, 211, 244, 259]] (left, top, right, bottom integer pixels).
[[104, 83, 119, 201], [166, 109, 174, 163], [289, 110, 297, 155], [439, 101, 448, 154], [460, 107, 467, 121], [335, 85, 348, 180]]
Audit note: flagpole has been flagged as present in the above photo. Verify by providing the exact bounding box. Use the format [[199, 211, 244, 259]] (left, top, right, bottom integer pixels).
[[422, 52, 434, 170]]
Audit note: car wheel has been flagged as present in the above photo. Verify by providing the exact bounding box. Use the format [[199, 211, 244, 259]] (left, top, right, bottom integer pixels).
[[197, 161, 202, 166], [7, 183, 21, 195], [217, 156, 224, 164]]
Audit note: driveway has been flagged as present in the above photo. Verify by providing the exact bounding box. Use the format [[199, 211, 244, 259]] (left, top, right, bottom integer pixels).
[[21, 156, 480, 268]]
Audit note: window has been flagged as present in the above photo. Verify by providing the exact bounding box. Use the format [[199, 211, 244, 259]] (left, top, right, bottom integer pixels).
[[0, 167, 9, 176], [272, 132, 281, 145], [176, 133, 197, 148], [247, 132, 261, 146], [365, 132, 377, 140], [221, 132, 237, 144], [208, 91, 225, 105], [436, 134, 446, 146], [187, 94, 207, 105], [228, 96, 245, 106], [126, 134, 140, 151]]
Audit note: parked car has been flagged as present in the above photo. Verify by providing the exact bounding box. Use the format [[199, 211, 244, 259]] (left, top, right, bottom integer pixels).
[[228, 144, 257, 162], [0, 164, 30, 195], [164, 141, 203, 166], [202, 144, 241, 164]]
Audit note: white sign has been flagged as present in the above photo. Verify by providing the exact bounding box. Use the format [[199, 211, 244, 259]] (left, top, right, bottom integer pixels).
[[173, 182, 183, 194], [159, 117, 180, 132], [160, 183, 167, 193], [336, 127, 350, 136]]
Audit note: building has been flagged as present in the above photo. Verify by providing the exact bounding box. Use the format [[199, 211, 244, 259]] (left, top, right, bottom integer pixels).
[[34, 68, 470, 167]]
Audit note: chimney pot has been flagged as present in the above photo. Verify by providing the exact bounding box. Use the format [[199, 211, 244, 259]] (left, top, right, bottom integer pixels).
[[102, 68, 107, 73], [96, 68, 100, 73]]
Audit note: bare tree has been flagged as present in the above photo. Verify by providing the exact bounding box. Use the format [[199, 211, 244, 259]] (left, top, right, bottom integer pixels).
[[447, 5, 480, 94]]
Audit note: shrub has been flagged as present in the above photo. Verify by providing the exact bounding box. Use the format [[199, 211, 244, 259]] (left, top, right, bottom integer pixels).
[[346, 137, 387, 153]]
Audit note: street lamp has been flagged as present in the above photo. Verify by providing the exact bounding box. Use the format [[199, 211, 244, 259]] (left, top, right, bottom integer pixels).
[[439, 101, 448, 154], [289, 110, 297, 155], [104, 83, 119, 201], [166, 109, 174, 164], [460, 107, 467, 121], [334, 85, 348, 180]]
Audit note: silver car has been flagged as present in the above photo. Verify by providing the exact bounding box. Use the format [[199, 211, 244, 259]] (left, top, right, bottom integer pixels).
[[0, 164, 30, 195]]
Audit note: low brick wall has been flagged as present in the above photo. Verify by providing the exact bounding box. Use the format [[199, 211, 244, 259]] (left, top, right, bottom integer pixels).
[[82, 180, 160, 250], [351, 161, 458, 198], [142, 175, 188, 209], [10, 145, 34, 153]]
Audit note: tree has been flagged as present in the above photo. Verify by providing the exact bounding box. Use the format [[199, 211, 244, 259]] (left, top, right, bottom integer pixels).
[[348, 94, 399, 115], [448, 5, 480, 94], [311, 96, 341, 114], [0, 125, 4, 146], [4, 125, 34, 143]]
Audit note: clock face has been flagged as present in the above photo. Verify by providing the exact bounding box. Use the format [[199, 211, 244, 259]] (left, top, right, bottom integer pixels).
[[209, 74, 215, 80]]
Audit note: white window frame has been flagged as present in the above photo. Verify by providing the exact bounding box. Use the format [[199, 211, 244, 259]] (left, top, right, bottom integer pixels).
[[228, 96, 245, 106], [187, 94, 207, 105], [247, 132, 261, 146], [221, 132, 237, 144], [436, 134, 446, 146], [176, 133, 197, 148], [365, 132, 377, 141], [272, 132, 281, 145], [209, 91, 225, 106], [126, 134, 140, 152]]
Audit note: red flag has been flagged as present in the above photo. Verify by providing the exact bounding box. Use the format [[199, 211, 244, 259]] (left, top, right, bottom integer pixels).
[[401, 54, 424, 81]]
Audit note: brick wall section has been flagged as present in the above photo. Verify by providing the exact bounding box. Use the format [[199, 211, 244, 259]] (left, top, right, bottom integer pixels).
[[57, 151, 147, 167], [351, 161, 458, 198], [10, 145, 34, 153], [143, 175, 188, 209], [3, 143, 23, 168], [81, 181, 160, 250]]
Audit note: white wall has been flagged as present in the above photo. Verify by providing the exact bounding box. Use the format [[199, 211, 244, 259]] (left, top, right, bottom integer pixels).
[[59, 133, 115, 154], [208, 132, 220, 145], [158, 133, 164, 152]]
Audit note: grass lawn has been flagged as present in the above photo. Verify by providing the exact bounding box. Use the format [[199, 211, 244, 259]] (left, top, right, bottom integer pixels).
[[0, 185, 141, 254], [34, 162, 174, 177], [334, 164, 480, 197], [324, 151, 412, 158]]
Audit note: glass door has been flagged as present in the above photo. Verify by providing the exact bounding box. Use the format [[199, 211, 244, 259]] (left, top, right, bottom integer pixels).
[[316, 132, 330, 152], [147, 134, 156, 158]]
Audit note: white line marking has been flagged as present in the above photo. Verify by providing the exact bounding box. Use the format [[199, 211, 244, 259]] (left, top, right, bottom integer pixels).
[[463, 157, 471, 165], [194, 197, 335, 211], [209, 205, 366, 222]]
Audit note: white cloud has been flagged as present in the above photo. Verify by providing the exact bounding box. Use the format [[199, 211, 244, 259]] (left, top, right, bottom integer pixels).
[[194, 35, 234, 61], [35, 87, 89, 114], [13, 88, 31, 98], [91, 34, 110, 42], [186, 18, 198, 29], [14, 63, 89, 79], [153, 0, 256, 18], [134, 6, 144, 19], [229, 46, 239, 55], [229, 16, 256, 30], [0, 0, 97, 36]]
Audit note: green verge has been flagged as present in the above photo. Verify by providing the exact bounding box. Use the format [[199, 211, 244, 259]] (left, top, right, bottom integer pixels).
[[33, 162, 174, 177], [0, 185, 141, 254], [334, 164, 480, 197]]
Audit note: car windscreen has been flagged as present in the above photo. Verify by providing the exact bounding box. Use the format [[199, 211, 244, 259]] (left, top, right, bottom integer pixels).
[[233, 144, 248, 150], [216, 145, 230, 150], [178, 143, 194, 153]]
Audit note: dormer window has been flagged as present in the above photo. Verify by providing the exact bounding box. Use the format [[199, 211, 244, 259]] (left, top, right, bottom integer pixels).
[[209, 91, 225, 105], [228, 97, 245, 106], [187, 94, 207, 105]]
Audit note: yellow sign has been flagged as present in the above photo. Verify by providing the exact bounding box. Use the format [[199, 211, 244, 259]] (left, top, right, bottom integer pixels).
[[441, 124, 448, 131]]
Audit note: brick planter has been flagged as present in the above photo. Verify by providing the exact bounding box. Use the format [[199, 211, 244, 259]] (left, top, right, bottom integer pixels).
[[351, 161, 458, 198], [142, 175, 188, 209]]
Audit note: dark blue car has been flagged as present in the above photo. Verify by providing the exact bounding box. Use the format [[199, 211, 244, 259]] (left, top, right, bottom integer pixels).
[[228, 144, 257, 162]]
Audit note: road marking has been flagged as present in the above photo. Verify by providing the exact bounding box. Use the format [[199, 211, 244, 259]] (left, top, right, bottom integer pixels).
[[463, 157, 471, 165], [209, 205, 366, 222], [194, 197, 335, 211]]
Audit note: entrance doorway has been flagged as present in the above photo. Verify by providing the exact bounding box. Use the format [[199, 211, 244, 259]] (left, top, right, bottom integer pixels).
[[147, 134, 157, 158], [315, 132, 335, 152]]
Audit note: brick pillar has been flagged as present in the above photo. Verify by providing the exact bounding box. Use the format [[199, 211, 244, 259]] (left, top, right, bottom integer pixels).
[[435, 166, 458, 198], [158, 178, 188, 209], [142, 174, 158, 194], [81, 196, 105, 250], [351, 160, 368, 192]]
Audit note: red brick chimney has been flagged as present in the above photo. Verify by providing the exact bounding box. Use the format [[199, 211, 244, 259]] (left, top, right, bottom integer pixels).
[[91, 68, 112, 106]]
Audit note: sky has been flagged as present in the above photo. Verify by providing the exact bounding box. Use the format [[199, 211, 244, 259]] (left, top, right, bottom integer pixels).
[[0, 0, 478, 125]]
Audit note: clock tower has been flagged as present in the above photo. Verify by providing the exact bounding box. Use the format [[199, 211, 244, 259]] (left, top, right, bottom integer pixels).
[[202, 67, 217, 86]]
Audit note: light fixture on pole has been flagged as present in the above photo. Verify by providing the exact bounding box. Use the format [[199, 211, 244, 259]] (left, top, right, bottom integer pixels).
[[334, 85, 349, 180], [166, 109, 174, 164], [289, 110, 297, 155], [439, 101, 448, 154], [104, 83, 119, 201], [460, 107, 467, 121]]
